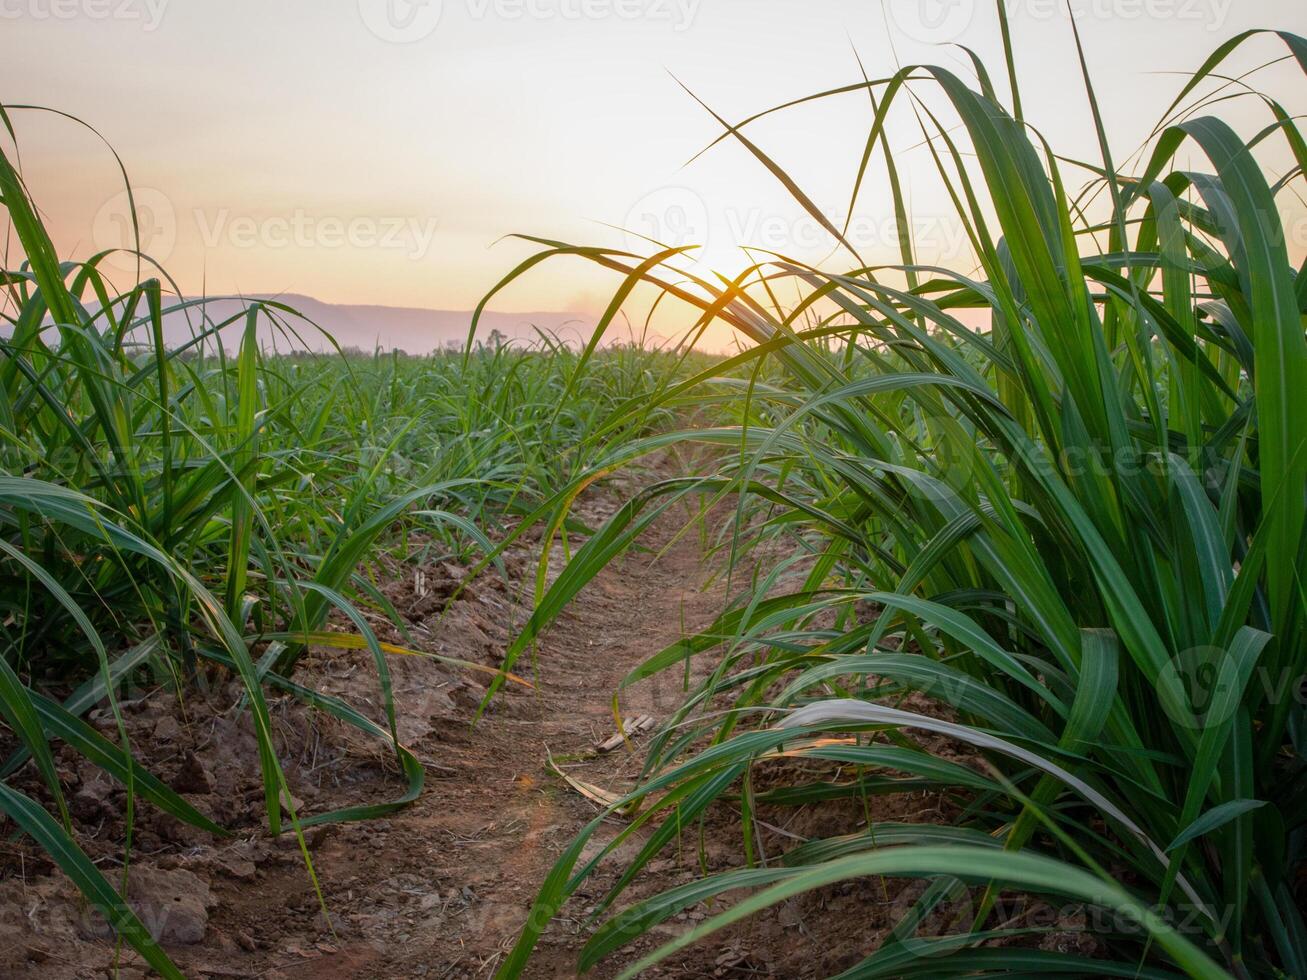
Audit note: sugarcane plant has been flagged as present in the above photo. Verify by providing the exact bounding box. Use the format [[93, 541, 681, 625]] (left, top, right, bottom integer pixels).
[[487, 20, 1307, 979]]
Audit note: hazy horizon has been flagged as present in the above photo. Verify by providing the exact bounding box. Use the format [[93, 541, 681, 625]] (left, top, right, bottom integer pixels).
[[3, 0, 1305, 350], [96, 291, 619, 354]]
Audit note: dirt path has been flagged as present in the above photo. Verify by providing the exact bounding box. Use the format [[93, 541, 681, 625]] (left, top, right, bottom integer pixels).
[[290, 504, 735, 979], [1, 485, 754, 979], [2, 475, 972, 979]]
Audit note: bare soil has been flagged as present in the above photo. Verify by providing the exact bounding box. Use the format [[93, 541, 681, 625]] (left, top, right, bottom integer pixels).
[[0, 470, 1045, 979]]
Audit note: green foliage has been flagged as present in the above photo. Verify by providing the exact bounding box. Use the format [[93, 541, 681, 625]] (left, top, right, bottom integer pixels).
[[493, 25, 1307, 980], [0, 113, 681, 972]]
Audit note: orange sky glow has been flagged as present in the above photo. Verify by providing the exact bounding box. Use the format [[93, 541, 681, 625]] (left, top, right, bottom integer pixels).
[[2, 0, 1304, 351]]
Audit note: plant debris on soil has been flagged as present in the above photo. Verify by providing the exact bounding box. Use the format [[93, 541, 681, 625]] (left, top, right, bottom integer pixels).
[[0, 470, 1044, 979]]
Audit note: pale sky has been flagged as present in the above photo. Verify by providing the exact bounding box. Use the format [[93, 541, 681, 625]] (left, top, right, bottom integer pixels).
[[2, 0, 1304, 346]]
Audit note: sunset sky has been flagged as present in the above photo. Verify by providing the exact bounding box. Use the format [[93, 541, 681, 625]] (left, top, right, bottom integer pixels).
[[3, 0, 1304, 347]]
